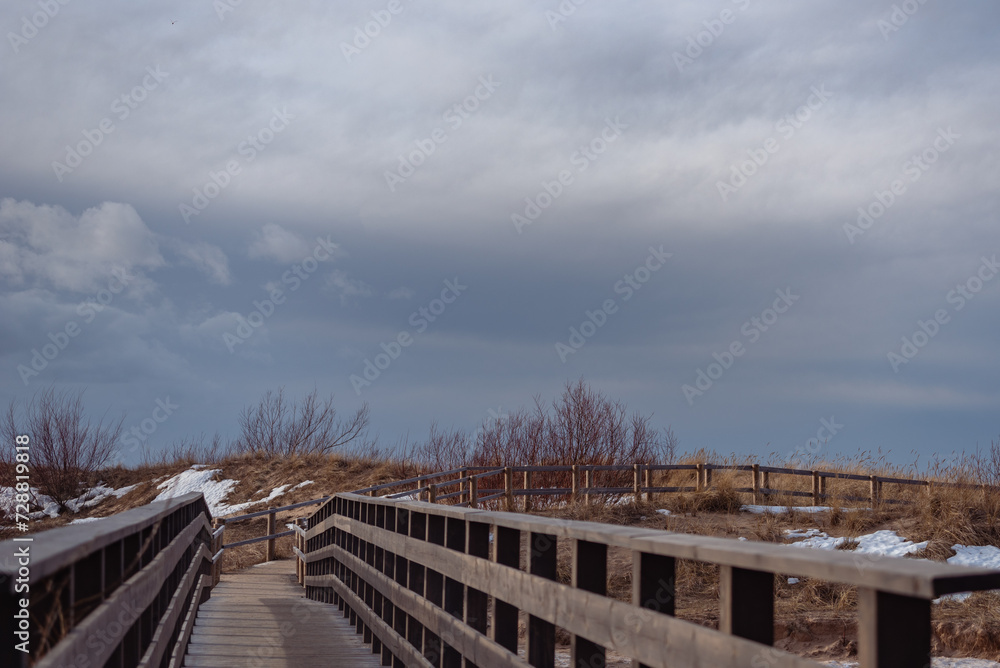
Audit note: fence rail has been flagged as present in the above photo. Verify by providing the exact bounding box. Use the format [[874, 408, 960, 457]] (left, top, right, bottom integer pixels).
[[0, 492, 214, 668], [300, 491, 1000, 668]]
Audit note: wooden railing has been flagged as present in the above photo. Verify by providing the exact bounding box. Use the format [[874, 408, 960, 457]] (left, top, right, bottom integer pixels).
[[0, 492, 214, 668], [368, 463, 993, 510], [299, 491, 1000, 668]]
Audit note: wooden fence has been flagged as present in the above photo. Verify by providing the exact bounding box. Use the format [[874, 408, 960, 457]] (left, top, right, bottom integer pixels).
[[299, 491, 1000, 668], [350, 462, 992, 510], [0, 492, 215, 668]]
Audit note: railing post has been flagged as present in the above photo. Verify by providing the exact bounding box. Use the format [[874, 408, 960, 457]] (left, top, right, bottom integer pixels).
[[752, 464, 761, 504], [857, 587, 931, 668], [571, 464, 580, 504], [584, 468, 592, 505], [762, 470, 771, 502], [704, 465, 713, 489], [428, 483, 438, 504], [643, 465, 652, 502], [812, 471, 821, 506], [524, 469, 533, 512], [632, 551, 676, 668], [212, 519, 223, 586], [696, 463, 705, 492], [266, 508, 276, 562], [470, 476, 479, 509], [720, 566, 774, 646], [571, 539, 607, 668], [297, 520, 304, 585], [504, 467, 514, 511], [492, 526, 520, 653], [870, 475, 880, 506], [528, 531, 557, 667], [633, 463, 642, 504]]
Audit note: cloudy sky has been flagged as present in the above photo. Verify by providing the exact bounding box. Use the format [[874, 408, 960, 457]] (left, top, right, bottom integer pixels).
[[1, 0, 998, 467]]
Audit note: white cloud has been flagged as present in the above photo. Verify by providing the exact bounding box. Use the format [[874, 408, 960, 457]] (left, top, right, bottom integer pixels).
[[0, 199, 164, 293], [326, 269, 374, 304], [247, 223, 311, 263], [168, 240, 231, 285]]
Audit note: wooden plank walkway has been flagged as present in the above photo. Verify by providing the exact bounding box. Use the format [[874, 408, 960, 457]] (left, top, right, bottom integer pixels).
[[185, 560, 382, 667]]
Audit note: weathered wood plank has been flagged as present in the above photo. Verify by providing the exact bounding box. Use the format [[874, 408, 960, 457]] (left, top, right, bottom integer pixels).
[[184, 561, 381, 668]]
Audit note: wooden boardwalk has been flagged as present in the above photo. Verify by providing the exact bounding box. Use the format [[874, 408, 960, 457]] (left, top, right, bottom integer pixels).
[[185, 560, 382, 667]]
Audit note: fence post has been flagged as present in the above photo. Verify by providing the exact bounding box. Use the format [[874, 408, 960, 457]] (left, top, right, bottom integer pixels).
[[470, 476, 479, 509], [295, 521, 303, 585], [870, 475, 880, 506], [524, 470, 533, 512], [584, 468, 592, 505], [633, 464, 642, 504], [266, 508, 276, 562], [812, 471, 821, 506], [571, 465, 580, 504], [752, 464, 761, 504], [428, 483, 438, 504], [211, 519, 223, 586], [643, 466, 652, 503], [696, 463, 705, 492], [762, 470, 771, 502], [704, 465, 713, 489], [504, 467, 513, 511]]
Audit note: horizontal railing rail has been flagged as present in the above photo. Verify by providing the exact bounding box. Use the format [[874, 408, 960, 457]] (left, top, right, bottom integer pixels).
[[300, 491, 1000, 668], [0, 492, 214, 668]]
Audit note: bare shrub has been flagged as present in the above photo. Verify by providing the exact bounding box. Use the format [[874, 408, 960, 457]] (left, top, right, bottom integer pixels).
[[3, 387, 124, 511], [235, 387, 369, 457], [413, 379, 677, 470]]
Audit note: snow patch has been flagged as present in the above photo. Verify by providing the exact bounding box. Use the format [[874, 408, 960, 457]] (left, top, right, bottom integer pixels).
[[655, 509, 671, 516], [743, 505, 838, 515], [153, 468, 239, 516], [785, 528, 928, 557], [69, 517, 103, 525], [293, 480, 315, 489]]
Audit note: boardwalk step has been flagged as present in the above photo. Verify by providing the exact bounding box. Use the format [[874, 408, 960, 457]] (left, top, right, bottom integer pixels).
[[184, 560, 382, 668]]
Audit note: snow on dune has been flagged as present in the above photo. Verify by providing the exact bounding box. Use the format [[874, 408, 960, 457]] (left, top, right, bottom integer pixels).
[[785, 528, 928, 557], [153, 466, 315, 517], [0, 482, 137, 520], [153, 468, 239, 515], [742, 505, 839, 515]]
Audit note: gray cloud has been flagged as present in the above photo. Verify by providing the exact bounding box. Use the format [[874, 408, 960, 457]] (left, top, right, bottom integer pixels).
[[1, 0, 998, 464]]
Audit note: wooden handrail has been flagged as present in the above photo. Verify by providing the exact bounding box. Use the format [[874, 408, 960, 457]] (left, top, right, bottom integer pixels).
[[0, 492, 214, 668], [300, 492, 1000, 668]]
